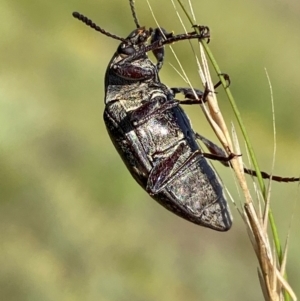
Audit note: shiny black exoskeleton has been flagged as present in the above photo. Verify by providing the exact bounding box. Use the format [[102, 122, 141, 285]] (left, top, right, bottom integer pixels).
[[73, 1, 300, 231], [72, 2, 232, 231], [102, 28, 233, 231]]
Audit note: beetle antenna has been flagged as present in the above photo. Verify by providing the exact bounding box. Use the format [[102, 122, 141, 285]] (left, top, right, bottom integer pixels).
[[129, 0, 140, 28], [72, 12, 127, 43]]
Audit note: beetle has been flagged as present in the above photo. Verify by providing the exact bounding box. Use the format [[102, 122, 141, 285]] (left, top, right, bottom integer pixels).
[[72, 3, 233, 231], [72, 0, 299, 231]]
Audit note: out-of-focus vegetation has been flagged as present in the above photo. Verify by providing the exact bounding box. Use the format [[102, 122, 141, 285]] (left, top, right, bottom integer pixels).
[[1, 0, 300, 300]]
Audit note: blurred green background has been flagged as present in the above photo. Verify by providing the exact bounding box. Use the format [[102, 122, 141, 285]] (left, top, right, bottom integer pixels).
[[1, 0, 300, 300]]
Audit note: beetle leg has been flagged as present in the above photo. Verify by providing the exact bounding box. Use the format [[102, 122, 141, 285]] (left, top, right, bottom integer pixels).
[[129, 96, 178, 126], [201, 151, 238, 162], [214, 73, 231, 89], [151, 28, 173, 71], [196, 133, 231, 167], [171, 82, 212, 105], [171, 75, 231, 105], [122, 25, 211, 66], [163, 25, 210, 44], [196, 133, 300, 183], [171, 87, 206, 105]]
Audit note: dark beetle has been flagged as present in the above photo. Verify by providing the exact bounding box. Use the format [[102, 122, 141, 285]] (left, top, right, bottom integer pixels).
[[73, 2, 300, 231], [72, 3, 233, 231], [73, 0, 300, 233], [103, 31, 232, 231]]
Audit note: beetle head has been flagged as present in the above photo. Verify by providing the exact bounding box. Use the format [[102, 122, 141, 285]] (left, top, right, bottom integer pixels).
[[116, 27, 153, 58]]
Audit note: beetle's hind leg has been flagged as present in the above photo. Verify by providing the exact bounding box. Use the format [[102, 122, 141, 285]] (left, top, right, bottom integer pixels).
[[196, 133, 300, 183]]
